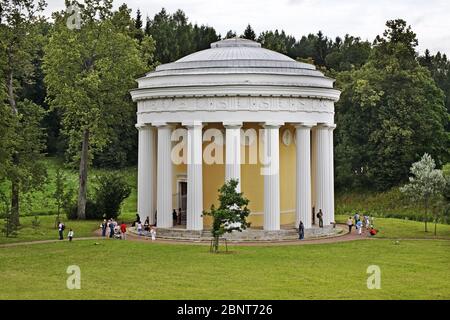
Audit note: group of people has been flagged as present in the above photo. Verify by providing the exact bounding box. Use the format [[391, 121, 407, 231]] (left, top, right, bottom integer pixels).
[[346, 213, 377, 236], [57, 221, 74, 241], [101, 219, 127, 239], [134, 215, 157, 240]]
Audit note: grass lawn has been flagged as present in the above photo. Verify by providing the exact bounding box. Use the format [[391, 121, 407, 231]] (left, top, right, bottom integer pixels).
[[0, 239, 448, 299], [335, 215, 450, 240]]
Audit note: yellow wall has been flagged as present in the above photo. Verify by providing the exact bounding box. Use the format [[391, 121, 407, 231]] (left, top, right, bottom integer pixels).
[[172, 123, 298, 228]]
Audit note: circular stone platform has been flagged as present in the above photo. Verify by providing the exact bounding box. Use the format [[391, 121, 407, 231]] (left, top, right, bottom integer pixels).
[[129, 225, 344, 242]]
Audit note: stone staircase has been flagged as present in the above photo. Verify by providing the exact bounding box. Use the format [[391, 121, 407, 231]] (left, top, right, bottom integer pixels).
[[129, 225, 343, 242]]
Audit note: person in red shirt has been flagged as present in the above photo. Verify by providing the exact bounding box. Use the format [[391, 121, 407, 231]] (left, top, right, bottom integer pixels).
[[120, 222, 127, 240]]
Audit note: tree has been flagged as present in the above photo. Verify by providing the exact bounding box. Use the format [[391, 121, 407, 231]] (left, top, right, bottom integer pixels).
[[400, 154, 446, 232], [193, 24, 220, 51], [334, 20, 449, 190], [94, 172, 131, 219], [258, 29, 296, 57], [134, 8, 143, 42], [0, 0, 48, 225], [242, 24, 256, 41], [43, 0, 148, 219], [53, 167, 66, 227], [203, 179, 251, 253], [225, 30, 236, 39]]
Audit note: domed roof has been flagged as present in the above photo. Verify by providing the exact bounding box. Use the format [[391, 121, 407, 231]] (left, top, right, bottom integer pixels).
[[154, 37, 316, 74], [133, 38, 340, 102]]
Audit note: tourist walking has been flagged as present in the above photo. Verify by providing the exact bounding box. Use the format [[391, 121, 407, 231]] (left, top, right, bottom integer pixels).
[[120, 222, 127, 240], [150, 227, 156, 241], [354, 212, 360, 224], [346, 217, 353, 233], [298, 221, 305, 240], [144, 217, 150, 232], [58, 221, 65, 240], [317, 209, 324, 228], [101, 219, 107, 237], [108, 219, 115, 238], [68, 229, 74, 242]]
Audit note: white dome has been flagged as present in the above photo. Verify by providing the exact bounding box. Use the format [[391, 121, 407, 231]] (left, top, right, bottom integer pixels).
[[133, 38, 340, 102]]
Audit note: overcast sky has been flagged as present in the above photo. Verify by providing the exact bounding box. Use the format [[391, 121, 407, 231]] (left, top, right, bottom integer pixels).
[[45, 0, 450, 55]]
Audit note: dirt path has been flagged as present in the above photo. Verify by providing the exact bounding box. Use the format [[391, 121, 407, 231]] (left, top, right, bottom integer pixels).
[[0, 224, 370, 248]]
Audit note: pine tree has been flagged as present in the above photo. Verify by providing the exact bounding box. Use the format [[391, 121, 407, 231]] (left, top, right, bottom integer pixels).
[[242, 24, 256, 41]]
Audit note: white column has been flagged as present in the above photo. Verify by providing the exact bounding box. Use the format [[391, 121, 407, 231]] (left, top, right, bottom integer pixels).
[[328, 124, 336, 224], [136, 124, 156, 225], [154, 123, 173, 228], [224, 122, 242, 192], [314, 124, 332, 226], [262, 122, 283, 231], [295, 123, 315, 229], [183, 121, 203, 231]]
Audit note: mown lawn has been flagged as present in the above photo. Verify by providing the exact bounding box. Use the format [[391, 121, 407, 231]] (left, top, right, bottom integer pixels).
[[0, 239, 448, 299], [335, 215, 450, 240]]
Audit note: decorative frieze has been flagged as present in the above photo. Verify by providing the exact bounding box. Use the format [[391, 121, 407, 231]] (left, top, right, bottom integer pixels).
[[139, 96, 333, 114]]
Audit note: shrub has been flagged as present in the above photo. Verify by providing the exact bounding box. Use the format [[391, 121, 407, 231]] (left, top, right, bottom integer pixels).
[[94, 173, 131, 220], [66, 199, 99, 220]]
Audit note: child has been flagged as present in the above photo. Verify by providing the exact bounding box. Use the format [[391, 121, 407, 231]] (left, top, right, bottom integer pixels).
[[68, 229, 74, 242], [150, 227, 156, 241], [356, 220, 363, 235]]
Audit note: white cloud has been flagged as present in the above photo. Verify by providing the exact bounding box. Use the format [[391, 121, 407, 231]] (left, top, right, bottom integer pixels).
[[44, 0, 450, 54]]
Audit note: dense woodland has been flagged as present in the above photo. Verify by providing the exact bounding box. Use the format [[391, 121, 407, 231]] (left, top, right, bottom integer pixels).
[[0, 0, 449, 222]]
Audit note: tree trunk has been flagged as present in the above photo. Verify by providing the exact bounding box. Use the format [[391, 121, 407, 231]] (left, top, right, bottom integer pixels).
[[434, 215, 437, 236], [214, 235, 219, 253], [424, 198, 428, 233], [7, 65, 18, 115], [77, 129, 89, 220], [7, 67, 19, 225], [11, 179, 19, 226]]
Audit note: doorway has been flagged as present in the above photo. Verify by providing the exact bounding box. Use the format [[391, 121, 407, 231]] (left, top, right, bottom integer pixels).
[[178, 181, 187, 225]]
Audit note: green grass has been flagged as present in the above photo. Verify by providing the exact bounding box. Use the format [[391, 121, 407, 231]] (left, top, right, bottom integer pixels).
[[0, 215, 100, 244], [0, 157, 138, 219], [335, 215, 450, 240], [336, 189, 446, 222], [0, 239, 448, 299]]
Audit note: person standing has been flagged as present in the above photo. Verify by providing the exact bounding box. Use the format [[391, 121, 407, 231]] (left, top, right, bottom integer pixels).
[[137, 221, 143, 236], [101, 219, 107, 237], [356, 219, 363, 235], [365, 215, 371, 230], [150, 227, 156, 241], [68, 229, 74, 242], [354, 212, 360, 224], [108, 219, 115, 238], [346, 217, 354, 233], [58, 221, 64, 240], [317, 209, 324, 228], [298, 221, 305, 240], [120, 222, 127, 240], [172, 209, 177, 225]]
